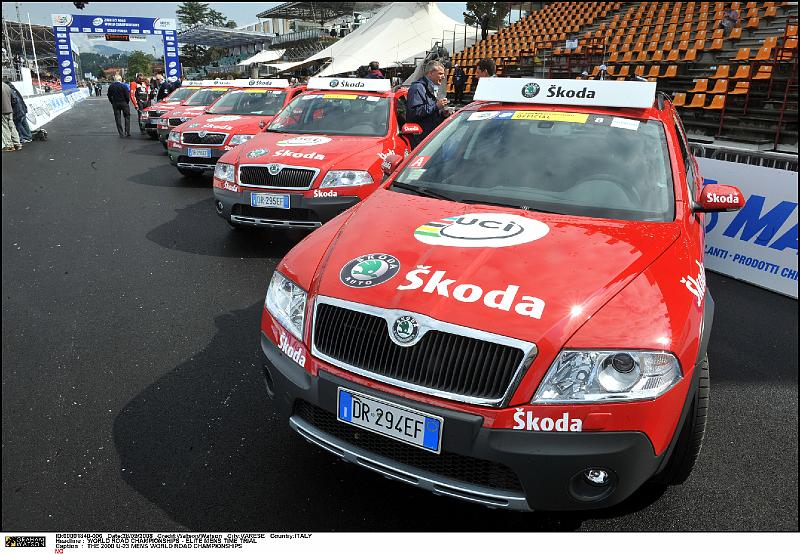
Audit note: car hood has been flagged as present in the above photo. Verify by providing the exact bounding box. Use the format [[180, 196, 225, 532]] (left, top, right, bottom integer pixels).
[[310, 189, 680, 345], [235, 132, 385, 170], [180, 113, 271, 134]]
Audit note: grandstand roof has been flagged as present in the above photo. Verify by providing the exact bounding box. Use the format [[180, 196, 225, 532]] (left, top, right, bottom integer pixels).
[[256, 2, 390, 22], [2, 18, 57, 57], [177, 25, 274, 48]]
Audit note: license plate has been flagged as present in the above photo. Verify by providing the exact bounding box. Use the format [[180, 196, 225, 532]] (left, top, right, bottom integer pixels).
[[250, 193, 290, 209], [337, 388, 443, 453], [188, 148, 212, 158], [148, 118, 160, 124]]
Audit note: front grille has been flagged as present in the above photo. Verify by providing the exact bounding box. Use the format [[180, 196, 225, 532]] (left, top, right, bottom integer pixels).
[[239, 166, 315, 188], [168, 117, 186, 126], [313, 304, 525, 402], [177, 155, 217, 166], [182, 132, 226, 145], [294, 400, 523, 492], [148, 110, 165, 117], [232, 204, 314, 220]]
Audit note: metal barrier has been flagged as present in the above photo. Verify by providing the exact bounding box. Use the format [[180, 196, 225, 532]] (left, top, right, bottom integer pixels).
[[690, 142, 798, 172]]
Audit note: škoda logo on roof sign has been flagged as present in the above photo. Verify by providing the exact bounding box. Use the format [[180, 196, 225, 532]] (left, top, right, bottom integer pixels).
[[474, 78, 656, 109]]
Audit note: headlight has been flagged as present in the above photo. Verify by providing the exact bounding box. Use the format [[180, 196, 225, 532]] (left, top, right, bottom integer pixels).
[[214, 162, 236, 182], [532, 350, 682, 404], [168, 130, 180, 143], [265, 271, 307, 341], [320, 170, 373, 188], [228, 134, 254, 146], [157, 118, 166, 125]]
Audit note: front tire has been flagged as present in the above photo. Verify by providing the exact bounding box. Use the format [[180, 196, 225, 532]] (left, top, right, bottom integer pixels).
[[654, 355, 710, 485]]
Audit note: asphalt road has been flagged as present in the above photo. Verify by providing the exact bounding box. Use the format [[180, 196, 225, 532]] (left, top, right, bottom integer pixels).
[[2, 98, 797, 532]]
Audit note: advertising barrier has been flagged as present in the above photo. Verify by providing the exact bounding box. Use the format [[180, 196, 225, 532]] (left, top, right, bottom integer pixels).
[[698, 157, 798, 299], [24, 88, 91, 130]]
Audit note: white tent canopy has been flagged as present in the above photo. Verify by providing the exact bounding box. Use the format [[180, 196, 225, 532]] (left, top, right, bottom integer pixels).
[[270, 2, 478, 77], [238, 49, 286, 66]]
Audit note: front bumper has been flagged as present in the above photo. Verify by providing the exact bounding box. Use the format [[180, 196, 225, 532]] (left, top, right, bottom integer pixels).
[[215, 188, 360, 229], [262, 333, 679, 512], [168, 145, 226, 171]]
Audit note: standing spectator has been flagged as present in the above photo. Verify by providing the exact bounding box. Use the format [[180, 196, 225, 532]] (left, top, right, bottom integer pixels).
[[365, 61, 384, 79], [452, 64, 466, 104], [95, 82, 102, 96], [476, 58, 496, 79], [7, 80, 32, 143], [2, 79, 22, 151], [130, 73, 150, 134], [107, 75, 131, 137], [157, 75, 173, 101], [480, 14, 490, 41], [406, 60, 449, 148], [720, 8, 739, 35]]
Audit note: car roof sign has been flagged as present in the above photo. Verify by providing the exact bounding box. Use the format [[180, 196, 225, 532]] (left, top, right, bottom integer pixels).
[[226, 78, 291, 88], [473, 78, 656, 109], [307, 77, 391, 92]]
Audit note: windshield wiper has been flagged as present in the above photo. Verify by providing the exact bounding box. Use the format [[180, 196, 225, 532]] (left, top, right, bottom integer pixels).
[[391, 182, 460, 202], [460, 198, 565, 214]]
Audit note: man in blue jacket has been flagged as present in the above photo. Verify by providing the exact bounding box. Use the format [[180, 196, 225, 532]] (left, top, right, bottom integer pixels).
[[406, 60, 449, 148], [106, 75, 131, 137]]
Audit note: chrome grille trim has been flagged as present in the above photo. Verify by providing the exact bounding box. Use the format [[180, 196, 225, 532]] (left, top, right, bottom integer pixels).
[[311, 295, 537, 407], [238, 164, 319, 190], [182, 132, 228, 146]]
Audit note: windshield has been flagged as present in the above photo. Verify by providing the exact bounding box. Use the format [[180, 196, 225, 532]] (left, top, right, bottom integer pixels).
[[268, 92, 389, 136], [166, 87, 197, 102], [185, 88, 228, 106], [392, 110, 675, 222], [207, 89, 288, 115]]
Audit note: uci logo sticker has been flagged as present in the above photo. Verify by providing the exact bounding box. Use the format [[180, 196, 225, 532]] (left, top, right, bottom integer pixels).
[[521, 82, 540, 98], [414, 213, 549, 248], [340, 254, 400, 288], [391, 315, 419, 345], [247, 148, 269, 158]]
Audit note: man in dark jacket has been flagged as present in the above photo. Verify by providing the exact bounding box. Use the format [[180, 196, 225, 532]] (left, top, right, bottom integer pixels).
[[452, 64, 466, 105], [365, 61, 384, 79], [107, 75, 131, 137], [7, 81, 32, 142], [406, 60, 449, 148], [156, 75, 174, 101]]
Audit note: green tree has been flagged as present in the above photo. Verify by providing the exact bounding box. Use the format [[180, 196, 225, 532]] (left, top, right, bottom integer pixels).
[[463, 2, 511, 40], [127, 50, 155, 77]]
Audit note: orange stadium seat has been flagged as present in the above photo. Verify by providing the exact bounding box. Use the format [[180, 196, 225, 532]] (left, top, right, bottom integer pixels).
[[685, 93, 707, 108], [689, 79, 709, 92], [731, 65, 751, 80], [754, 46, 773, 60], [729, 27, 742, 40], [709, 79, 729, 94], [729, 81, 750, 95], [752, 65, 773, 79], [661, 65, 678, 78], [709, 38, 725, 51], [733, 47, 751, 60], [711, 64, 731, 79], [683, 48, 698, 61], [703, 95, 724, 111], [672, 92, 687, 106]]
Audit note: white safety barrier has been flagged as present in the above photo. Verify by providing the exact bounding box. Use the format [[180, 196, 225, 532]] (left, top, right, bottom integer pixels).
[[698, 157, 798, 299], [24, 87, 91, 130]]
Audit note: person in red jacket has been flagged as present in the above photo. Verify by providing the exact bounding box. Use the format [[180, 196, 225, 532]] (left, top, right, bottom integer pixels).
[[130, 74, 151, 135]]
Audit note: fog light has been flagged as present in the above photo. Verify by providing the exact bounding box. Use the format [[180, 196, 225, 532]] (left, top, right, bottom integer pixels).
[[584, 468, 610, 487]]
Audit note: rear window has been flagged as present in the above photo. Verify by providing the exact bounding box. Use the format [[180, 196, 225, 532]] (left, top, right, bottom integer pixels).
[[392, 109, 675, 222]]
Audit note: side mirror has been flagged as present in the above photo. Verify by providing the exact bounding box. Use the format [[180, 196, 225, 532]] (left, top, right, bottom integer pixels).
[[400, 122, 423, 136], [694, 184, 745, 212], [381, 153, 403, 176], [258, 119, 267, 129]]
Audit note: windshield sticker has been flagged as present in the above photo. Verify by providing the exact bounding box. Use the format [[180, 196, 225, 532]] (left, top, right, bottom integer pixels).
[[365, 96, 380, 102], [323, 93, 358, 100], [206, 115, 241, 122], [610, 117, 641, 131], [210, 87, 228, 91], [245, 89, 268, 93], [414, 213, 550, 248], [588, 115, 611, 125], [340, 253, 401, 288], [302, 94, 323, 100], [497, 111, 515, 119], [408, 156, 429, 169], [276, 136, 332, 147], [397, 266, 545, 319], [467, 111, 499, 121], [511, 111, 589, 123], [406, 169, 426, 181]]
